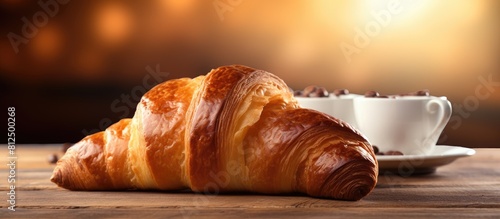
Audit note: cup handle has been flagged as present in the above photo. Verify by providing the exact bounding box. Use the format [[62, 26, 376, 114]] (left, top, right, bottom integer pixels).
[[424, 98, 452, 146]]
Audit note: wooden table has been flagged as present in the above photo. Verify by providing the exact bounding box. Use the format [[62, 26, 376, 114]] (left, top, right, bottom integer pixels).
[[1, 145, 499, 218]]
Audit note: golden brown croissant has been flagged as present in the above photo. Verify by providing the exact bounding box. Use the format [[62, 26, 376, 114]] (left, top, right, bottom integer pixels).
[[51, 65, 378, 200]]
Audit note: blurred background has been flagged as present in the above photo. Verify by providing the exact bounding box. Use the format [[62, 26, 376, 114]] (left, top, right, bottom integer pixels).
[[1, 0, 499, 147]]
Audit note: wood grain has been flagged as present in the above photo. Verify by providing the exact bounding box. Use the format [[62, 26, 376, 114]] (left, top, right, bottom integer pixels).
[[1, 145, 499, 218]]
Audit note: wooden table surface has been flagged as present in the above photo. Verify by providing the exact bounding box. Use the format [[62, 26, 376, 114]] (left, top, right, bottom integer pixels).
[[1, 145, 499, 218]]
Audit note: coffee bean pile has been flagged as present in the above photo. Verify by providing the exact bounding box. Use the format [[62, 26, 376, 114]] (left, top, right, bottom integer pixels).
[[294, 85, 329, 97], [364, 90, 430, 98], [372, 145, 404, 156]]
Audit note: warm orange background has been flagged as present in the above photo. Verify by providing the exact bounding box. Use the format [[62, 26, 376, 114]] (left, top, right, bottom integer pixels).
[[1, 0, 499, 147]]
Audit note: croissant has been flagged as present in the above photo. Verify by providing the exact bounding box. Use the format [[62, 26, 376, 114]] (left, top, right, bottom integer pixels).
[[51, 65, 378, 201]]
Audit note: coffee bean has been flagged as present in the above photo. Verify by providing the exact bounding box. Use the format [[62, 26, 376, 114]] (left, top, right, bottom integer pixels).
[[415, 89, 430, 96], [364, 90, 379, 97], [376, 152, 385, 155], [309, 87, 329, 97], [48, 154, 59, 164], [402, 90, 430, 97], [372, 145, 379, 154], [374, 95, 390, 98], [294, 90, 304, 97], [333, 89, 349, 96], [302, 85, 317, 96], [385, 150, 404, 155]]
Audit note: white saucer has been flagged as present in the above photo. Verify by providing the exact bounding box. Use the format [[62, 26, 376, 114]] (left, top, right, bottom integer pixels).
[[376, 145, 476, 175]]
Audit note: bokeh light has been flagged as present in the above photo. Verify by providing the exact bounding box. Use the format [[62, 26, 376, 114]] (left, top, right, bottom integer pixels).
[[94, 2, 133, 47]]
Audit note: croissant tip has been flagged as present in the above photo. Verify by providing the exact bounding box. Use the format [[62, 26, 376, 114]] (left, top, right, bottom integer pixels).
[[313, 159, 377, 201], [50, 168, 61, 185], [51, 168, 75, 190]]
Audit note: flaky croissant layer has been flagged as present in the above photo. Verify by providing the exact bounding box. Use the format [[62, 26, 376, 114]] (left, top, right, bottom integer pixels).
[[51, 65, 378, 201]]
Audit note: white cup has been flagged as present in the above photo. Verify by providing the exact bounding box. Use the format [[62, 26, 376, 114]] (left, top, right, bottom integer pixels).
[[353, 96, 452, 155], [330, 94, 362, 129], [295, 97, 334, 116], [295, 94, 361, 129]]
